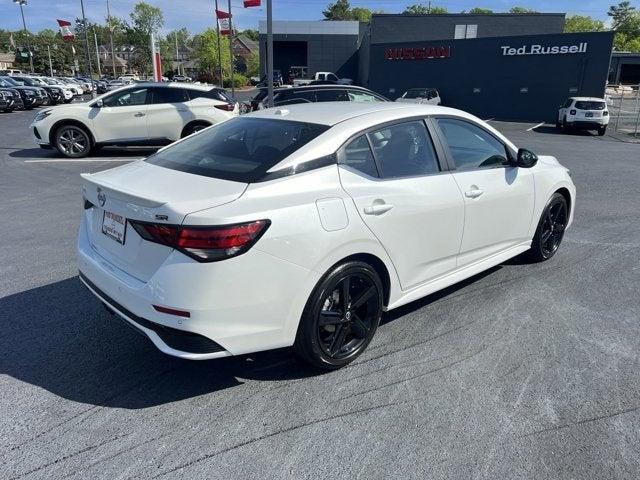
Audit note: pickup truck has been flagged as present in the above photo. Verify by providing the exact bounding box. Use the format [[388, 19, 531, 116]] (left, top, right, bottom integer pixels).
[[292, 71, 353, 86]]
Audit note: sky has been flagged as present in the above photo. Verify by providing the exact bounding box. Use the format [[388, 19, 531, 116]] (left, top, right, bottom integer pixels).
[[0, 0, 627, 35]]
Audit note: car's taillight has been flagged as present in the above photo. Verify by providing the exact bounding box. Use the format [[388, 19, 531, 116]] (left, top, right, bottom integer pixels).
[[603, 111, 609, 116], [570, 109, 576, 115], [129, 220, 270, 262], [214, 103, 236, 111]]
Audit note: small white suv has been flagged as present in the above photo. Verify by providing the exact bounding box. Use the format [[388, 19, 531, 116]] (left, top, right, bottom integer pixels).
[[395, 88, 441, 105], [31, 83, 239, 158], [557, 97, 609, 136]]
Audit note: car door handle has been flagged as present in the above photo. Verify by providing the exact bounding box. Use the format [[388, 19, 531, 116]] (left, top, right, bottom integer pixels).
[[363, 203, 394, 215], [465, 187, 484, 198], [134, 112, 146, 117], [177, 107, 188, 112]]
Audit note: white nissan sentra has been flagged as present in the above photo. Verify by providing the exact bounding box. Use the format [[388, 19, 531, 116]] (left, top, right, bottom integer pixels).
[[78, 102, 575, 369]]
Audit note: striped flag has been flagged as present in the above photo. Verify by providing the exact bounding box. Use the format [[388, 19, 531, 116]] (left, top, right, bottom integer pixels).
[[215, 10, 232, 35], [57, 19, 75, 41]]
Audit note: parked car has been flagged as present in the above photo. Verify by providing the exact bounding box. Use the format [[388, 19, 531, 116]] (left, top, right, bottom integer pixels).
[[0, 68, 23, 75], [0, 87, 24, 110], [8, 75, 65, 105], [249, 84, 388, 111], [31, 82, 239, 158], [54, 77, 84, 96], [32, 77, 75, 103], [76, 102, 575, 369], [257, 70, 284, 87], [0, 75, 46, 108], [557, 97, 609, 135], [395, 88, 441, 105], [293, 71, 353, 86], [172, 74, 192, 82], [0, 90, 11, 112], [106, 79, 127, 91]]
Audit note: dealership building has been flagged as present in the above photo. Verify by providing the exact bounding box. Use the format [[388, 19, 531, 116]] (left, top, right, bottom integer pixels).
[[259, 13, 615, 121]]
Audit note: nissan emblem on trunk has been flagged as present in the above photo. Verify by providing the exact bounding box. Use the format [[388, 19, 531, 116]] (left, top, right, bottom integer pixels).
[[97, 187, 106, 207]]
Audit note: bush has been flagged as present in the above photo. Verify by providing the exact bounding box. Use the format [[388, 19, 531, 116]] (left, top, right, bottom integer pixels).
[[223, 73, 249, 88]]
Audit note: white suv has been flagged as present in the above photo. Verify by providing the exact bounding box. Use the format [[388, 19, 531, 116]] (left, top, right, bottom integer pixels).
[[557, 97, 609, 136], [31, 83, 239, 158]]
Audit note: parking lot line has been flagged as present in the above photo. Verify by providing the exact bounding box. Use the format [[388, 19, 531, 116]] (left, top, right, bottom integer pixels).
[[527, 122, 546, 131], [24, 159, 138, 163]]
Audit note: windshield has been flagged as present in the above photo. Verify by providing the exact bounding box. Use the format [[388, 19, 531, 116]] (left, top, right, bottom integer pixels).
[[575, 101, 606, 110], [1, 77, 20, 86], [146, 117, 330, 182]]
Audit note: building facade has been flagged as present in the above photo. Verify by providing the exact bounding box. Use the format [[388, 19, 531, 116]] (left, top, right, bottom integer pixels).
[[609, 52, 640, 85]]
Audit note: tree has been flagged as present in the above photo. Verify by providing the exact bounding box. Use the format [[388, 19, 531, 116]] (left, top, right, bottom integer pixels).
[[323, 0, 352, 20], [195, 28, 231, 82], [129, 2, 164, 35], [608, 1, 636, 30], [468, 7, 493, 14], [322, 0, 373, 21], [403, 4, 448, 14], [509, 7, 537, 14], [564, 15, 606, 33], [241, 29, 259, 41]]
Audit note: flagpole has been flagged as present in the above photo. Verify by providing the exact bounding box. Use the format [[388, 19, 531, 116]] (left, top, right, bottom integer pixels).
[[14, 0, 34, 73], [266, 0, 273, 107], [94, 30, 101, 76], [228, 0, 235, 98], [107, 0, 116, 78], [79, 0, 95, 97], [214, 0, 223, 87]]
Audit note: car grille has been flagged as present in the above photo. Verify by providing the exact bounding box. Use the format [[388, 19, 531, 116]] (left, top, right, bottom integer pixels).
[[79, 272, 226, 355]]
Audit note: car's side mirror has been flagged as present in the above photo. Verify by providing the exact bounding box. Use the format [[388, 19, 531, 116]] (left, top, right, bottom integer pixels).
[[94, 99, 103, 108], [516, 148, 538, 168]]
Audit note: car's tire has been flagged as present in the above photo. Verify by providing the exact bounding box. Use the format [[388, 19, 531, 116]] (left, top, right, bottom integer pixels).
[[294, 261, 384, 370], [598, 126, 607, 136], [561, 117, 568, 132], [528, 193, 568, 262], [181, 122, 210, 138], [53, 124, 93, 159], [555, 118, 561, 129]]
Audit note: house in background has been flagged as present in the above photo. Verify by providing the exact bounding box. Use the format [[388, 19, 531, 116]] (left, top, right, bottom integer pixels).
[[0, 52, 16, 70], [97, 45, 130, 76], [233, 34, 258, 73]]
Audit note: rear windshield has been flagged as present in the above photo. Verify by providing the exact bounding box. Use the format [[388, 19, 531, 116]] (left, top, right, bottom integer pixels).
[[145, 117, 330, 182], [404, 89, 429, 99], [575, 101, 606, 110]]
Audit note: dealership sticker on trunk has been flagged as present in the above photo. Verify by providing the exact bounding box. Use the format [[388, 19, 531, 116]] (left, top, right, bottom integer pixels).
[[102, 210, 127, 244]]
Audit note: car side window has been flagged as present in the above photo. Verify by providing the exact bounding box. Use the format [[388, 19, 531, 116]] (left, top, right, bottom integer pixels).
[[436, 118, 510, 171], [341, 135, 378, 177], [348, 90, 380, 103], [368, 121, 440, 178], [315, 89, 349, 102], [103, 88, 148, 107], [150, 87, 189, 104], [274, 90, 315, 106]]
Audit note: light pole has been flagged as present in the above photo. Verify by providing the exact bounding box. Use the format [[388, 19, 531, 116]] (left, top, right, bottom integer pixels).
[[13, 0, 34, 73], [79, 0, 95, 97]]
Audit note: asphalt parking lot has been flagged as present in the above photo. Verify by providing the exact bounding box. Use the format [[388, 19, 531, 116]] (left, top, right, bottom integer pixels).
[[1, 106, 639, 480]]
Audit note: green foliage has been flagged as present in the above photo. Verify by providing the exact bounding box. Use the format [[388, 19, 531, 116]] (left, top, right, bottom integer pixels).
[[509, 6, 538, 14], [323, 0, 373, 21], [245, 52, 260, 77], [129, 2, 164, 34], [196, 28, 231, 83], [242, 29, 259, 41], [564, 15, 606, 33], [468, 7, 493, 14], [403, 4, 448, 14], [223, 73, 248, 88]]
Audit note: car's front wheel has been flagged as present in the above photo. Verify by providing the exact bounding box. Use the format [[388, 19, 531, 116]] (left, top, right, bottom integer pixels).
[[54, 124, 92, 158], [528, 193, 568, 262], [294, 261, 383, 370], [182, 122, 210, 138]]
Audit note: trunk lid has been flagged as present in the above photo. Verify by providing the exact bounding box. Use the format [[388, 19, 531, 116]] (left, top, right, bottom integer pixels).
[[81, 161, 247, 282]]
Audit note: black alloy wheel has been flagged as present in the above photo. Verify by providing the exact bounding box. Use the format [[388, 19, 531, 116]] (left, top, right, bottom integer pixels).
[[295, 261, 383, 369], [529, 193, 568, 262], [55, 125, 92, 158], [183, 122, 209, 137]]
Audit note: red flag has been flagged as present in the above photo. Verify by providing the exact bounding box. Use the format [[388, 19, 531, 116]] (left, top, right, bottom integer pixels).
[[57, 19, 75, 41], [244, 0, 260, 7], [215, 9, 231, 19], [218, 18, 232, 36]]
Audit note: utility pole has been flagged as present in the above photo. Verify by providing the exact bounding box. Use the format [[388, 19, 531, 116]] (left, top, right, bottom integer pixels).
[[79, 0, 95, 97], [214, 0, 223, 86], [13, 0, 34, 73], [94, 30, 101, 75], [47, 45, 53, 76], [107, 0, 116, 78], [174, 31, 180, 76], [266, 0, 274, 107], [228, 0, 235, 98]]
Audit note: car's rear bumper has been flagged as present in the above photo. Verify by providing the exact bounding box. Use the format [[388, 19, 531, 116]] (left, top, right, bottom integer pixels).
[[77, 214, 320, 359], [567, 120, 608, 129]]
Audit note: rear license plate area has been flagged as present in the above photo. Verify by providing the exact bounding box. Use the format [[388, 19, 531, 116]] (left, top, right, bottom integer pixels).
[[102, 210, 127, 244]]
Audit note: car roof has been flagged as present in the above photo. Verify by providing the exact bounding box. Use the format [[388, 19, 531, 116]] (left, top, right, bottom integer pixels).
[[261, 84, 373, 92], [248, 101, 458, 126], [123, 82, 217, 91]]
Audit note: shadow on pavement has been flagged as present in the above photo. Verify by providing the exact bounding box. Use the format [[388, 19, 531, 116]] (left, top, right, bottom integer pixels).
[[0, 260, 518, 409], [532, 125, 597, 137], [9, 147, 158, 159]]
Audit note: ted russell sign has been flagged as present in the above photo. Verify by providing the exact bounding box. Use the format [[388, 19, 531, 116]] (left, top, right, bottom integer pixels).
[[501, 43, 588, 56], [385, 46, 451, 60]]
